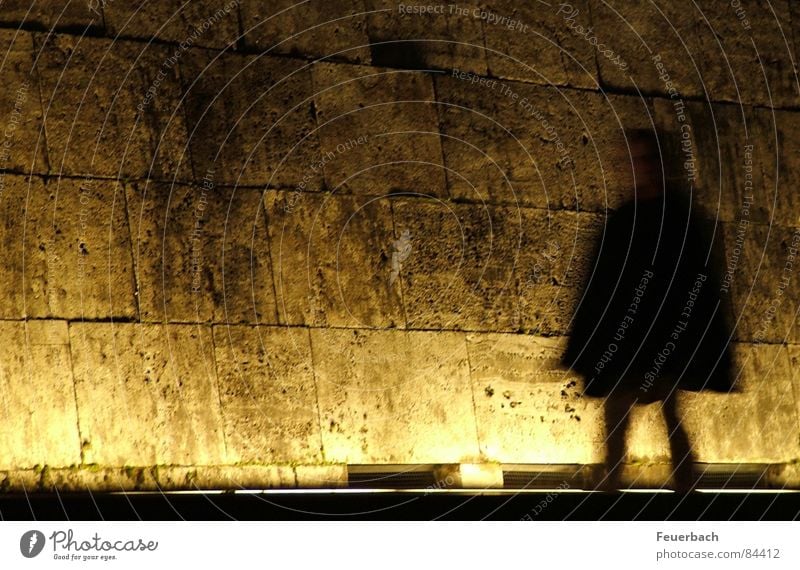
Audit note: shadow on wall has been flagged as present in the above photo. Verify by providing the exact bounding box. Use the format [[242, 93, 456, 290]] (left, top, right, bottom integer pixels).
[[561, 128, 737, 492], [370, 40, 429, 69]]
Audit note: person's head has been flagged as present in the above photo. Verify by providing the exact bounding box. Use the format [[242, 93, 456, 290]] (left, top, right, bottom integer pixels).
[[626, 128, 665, 199]]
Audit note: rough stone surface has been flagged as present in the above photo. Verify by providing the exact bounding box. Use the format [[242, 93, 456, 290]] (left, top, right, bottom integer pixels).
[[592, 0, 797, 107], [466, 333, 603, 463], [312, 328, 480, 463], [0, 469, 40, 492], [104, 0, 241, 49], [785, 344, 800, 453], [365, 0, 487, 74], [391, 198, 518, 331], [212, 325, 322, 464], [697, 0, 796, 108], [508, 209, 604, 334], [590, 0, 703, 97], [265, 190, 403, 327], [660, 99, 800, 228], [0, 463, 348, 492], [312, 61, 447, 198], [126, 180, 277, 324], [0, 175, 137, 320], [296, 464, 349, 487], [0, 320, 80, 469], [241, 0, 371, 64], [0, 31, 47, 175], [436, 75, 655, 210], [392, 198, 600, 332], [0, 0, 101, 30], [656, 99, 765, 224], [482, 0, 597, 88], [681, 343, 800, 463], [0, 174, 34, 318], [35, 35, 192, 181], [516, 284, 587, 337], [70, 322, 226, 467], [761, 108, 800, 227], [723, 221, 800, 343], [180, 49, 321, 188]]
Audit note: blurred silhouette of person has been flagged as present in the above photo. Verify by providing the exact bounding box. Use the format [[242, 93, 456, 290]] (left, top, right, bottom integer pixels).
[[561, 128, 735, 492]]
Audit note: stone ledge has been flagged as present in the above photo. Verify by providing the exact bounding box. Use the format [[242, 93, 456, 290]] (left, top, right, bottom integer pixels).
[[3, 462, 796, 493], [0, 464, 347, 493]]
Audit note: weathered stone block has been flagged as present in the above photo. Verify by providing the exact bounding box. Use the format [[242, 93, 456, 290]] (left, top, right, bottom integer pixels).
[[241, 0, 370, 64], [785, 344, 800, 458], [590, 1, 700, 97], [515, 283, 586, 336], [36, 466, 159, 493], [0, 469, 42, 492], [504, 207, 603, 327], [35, 35, 192, 180], [264, 190, 403, 327], [0, 0, 101, 30], [365, 0, 486, 73], [312, 328, 479, 463], [681, 343, 800, 462], [655, 99, 762, 223], [70, 322, 226, 466], [392, 198, 599, 332], [125, 180, 277, 324], [592, 0, 797, 107], [0, 174, 32, 318], [212, 325, 321, 464], [296, 464, 348, 487], [466, 333, 603, 463], [180, 49, 321, 187], [312, 61, 447, 197], [702, 0, 796, 107], [0, 31, 47, 175], [722, 221, 800, 343], [761, 108, 800, 227], [104, 0, 241, 49], [0, 320, 80, 469], [0, 175, 136, 320], [435, 74, 654, 210], [660, 100, 799, 227], [482, 0, 598, 88], [172, 465, 292, 490], [391, 198, 517, 331]]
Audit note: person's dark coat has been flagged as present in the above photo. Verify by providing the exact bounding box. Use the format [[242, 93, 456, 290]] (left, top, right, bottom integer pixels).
[[561, 188, 735, 400]]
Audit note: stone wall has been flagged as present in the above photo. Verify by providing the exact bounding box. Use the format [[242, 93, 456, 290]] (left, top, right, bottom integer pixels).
[[1, 0, 799, 491]]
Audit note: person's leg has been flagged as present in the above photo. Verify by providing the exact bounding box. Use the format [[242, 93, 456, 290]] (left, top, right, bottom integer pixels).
[[601, 391, 635, 490], [662, 390, 697, 491]]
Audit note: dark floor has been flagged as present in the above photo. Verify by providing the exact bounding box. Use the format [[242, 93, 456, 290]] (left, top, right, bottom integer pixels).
[[2, 491, 799, 521]]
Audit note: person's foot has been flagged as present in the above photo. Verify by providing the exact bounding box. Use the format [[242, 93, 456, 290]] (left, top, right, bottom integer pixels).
[[672, 465, 701, 492], [595, 467, 624, 492]]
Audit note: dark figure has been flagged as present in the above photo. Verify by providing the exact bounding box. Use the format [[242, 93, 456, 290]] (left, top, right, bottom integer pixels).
[[561, 129, 735, 491]]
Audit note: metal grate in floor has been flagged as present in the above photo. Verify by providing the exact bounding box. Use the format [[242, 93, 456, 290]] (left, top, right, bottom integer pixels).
[[347, 465, 439, 489]]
